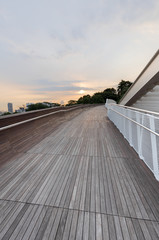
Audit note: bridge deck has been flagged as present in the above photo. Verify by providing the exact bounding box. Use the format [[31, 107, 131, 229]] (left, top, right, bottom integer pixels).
[[0, 106, 159, 240]]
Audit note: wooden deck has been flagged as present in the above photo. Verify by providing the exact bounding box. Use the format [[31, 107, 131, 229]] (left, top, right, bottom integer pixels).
[[0, 106, 159, 239]]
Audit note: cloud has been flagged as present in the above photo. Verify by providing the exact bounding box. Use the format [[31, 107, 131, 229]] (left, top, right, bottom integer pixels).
[[35, 85, 93, 92], [30, 79, 94, 92], [1, 0, 159, 111]]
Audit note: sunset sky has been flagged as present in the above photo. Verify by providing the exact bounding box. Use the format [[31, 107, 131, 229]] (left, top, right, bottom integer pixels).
[[0, 0, 159, 111]]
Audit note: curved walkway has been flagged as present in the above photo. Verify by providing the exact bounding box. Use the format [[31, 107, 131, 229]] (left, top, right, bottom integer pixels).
[[0, 106, 159, 239]]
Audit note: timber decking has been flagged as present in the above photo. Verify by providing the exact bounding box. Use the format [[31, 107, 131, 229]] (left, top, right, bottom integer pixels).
[[0, 106, 159, 239]]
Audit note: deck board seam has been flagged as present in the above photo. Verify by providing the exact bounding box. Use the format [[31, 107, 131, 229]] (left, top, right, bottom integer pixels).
[[1, 198, 159, 223]]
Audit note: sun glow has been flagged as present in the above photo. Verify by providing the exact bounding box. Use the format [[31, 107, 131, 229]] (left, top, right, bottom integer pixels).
[[79, 90, 85, 94]]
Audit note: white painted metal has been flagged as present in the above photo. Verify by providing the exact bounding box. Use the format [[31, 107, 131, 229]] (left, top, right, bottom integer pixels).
[[105, 100, 159, 181], [132, 84, 159, 113], [120, 52, 159, 106]]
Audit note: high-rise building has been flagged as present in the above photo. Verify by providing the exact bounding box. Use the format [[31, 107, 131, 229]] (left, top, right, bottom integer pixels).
[[8, 103, 13, 113]]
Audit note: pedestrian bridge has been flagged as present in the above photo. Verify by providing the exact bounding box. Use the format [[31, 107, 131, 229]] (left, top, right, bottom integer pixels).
[[0, 106, 159, 239]]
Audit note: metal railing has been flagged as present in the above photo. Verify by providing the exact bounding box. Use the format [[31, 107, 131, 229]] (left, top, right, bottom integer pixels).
[[105, 99, 159, 181]]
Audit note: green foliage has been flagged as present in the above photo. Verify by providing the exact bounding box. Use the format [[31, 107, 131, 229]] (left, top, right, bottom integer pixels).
[[77, 88, 117, 104], [77, 95, 91, 104], [82, 95, 92, 104], [102, 88, 117, 102], [53, 103, 61, 106], [26, 103, 49, 111], [117, 80, 132, 101], [66, 100, 77, 106], [2, 112, 11, 116], [91, 92, 105, 103], [26, 102, 61, 111], [77, 97, 84, 104], [76, 80, 132, 104]]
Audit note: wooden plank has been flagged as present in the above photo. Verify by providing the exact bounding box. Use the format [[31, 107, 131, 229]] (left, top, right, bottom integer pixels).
[[79, 157, 89, 211], [54, 208, 68, 240], [90, 156, 96, 212], [44, 155, 72, 206], [0, 106, 159, 240], [62, 210, 73, 240], [107, 215, 116, 240], [98, 157, 106, 214], [132, 218, 145, 240], [55, 156, 78, 207], [69, 210, 78, 240], [48, 208, 63, 240], [69, 158, 83, 209], [95, 157, 101, 213], [110, 158, 129, 217], [103, 158, 117, 215], [114, 216, 123, 240], [100, 157, 112, 214], [0, 203, 26, 240], [139, 219, 152, 240], [42, 207, 58, 240], [61, 156, 80, 208], [125, 218, 138, 240], [75, 210, 84, 240], [73, 157, 86, 210], [83, 212, 89, 240], [145, 220, 159, 240], [84, 157, 91, 211], [118, 157, 156, 220], [96, 213, 102, 240], [152, 221, 159, 238], [21, 205, 43, 240], [9, 204, 34, 240], [11, 205, 39, 240], [89, 212, 95, 240], [101, 214, 109, 240], [119, 217, 131, 240]]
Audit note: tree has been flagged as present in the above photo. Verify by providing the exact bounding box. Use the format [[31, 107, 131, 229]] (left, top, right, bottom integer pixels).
[[66, 100, 77, 106], [77, 97, 83, 104], [26, 103, 49, 111], [102, 88, 117, 102], [2, 112, 11, 116], [91, 92, 105, 103], [117, 80, 132, 101], [77, 95, 91, 104]]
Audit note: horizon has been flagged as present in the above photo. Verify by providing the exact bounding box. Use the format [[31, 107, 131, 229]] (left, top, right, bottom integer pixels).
[[1, 0, 159, 111]]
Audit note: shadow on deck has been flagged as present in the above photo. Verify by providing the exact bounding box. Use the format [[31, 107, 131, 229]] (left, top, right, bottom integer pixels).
[[0, 106, 159, 239]]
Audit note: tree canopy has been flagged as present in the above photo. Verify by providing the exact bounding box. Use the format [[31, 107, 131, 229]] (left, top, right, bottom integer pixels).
[[26, 102, 60, 111], [117, 80, 132, 101], [74, 80, 132, 105]]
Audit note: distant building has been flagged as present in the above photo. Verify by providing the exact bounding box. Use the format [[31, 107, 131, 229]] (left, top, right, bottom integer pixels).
[[8, 103, 13, 113], [26, 103, 33, 107], [15, 107, 25, 113]]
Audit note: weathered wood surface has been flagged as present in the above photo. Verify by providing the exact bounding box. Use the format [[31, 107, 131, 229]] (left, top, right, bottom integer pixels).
[[0, 106, 159, 239], [0, 105, 95, 167], [0, 104, 94, 128]]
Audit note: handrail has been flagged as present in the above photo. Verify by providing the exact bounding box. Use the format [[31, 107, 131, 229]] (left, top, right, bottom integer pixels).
[[110, 108, 159, 137], [108, 103, 159, 116], [0, 106, 82, 131], [106, 101, 159, 181]]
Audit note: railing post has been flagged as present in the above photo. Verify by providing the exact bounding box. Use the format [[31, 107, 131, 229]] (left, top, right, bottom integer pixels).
[[138, 114, 144, 160], [149, 116, 159, 180], [128, 110, 132, 146], [105, 101, 159, 181], [136, 112, 141, 154]]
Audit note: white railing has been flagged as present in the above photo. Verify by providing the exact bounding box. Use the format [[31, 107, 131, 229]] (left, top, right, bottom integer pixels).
[[105, 99, 159, 181]]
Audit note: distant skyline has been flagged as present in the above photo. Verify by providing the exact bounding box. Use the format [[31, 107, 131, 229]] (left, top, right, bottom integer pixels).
[[1, 0, 159, 111]]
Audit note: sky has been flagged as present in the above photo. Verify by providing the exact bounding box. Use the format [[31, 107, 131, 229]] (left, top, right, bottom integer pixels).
[[0, 0, 159, 111]]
